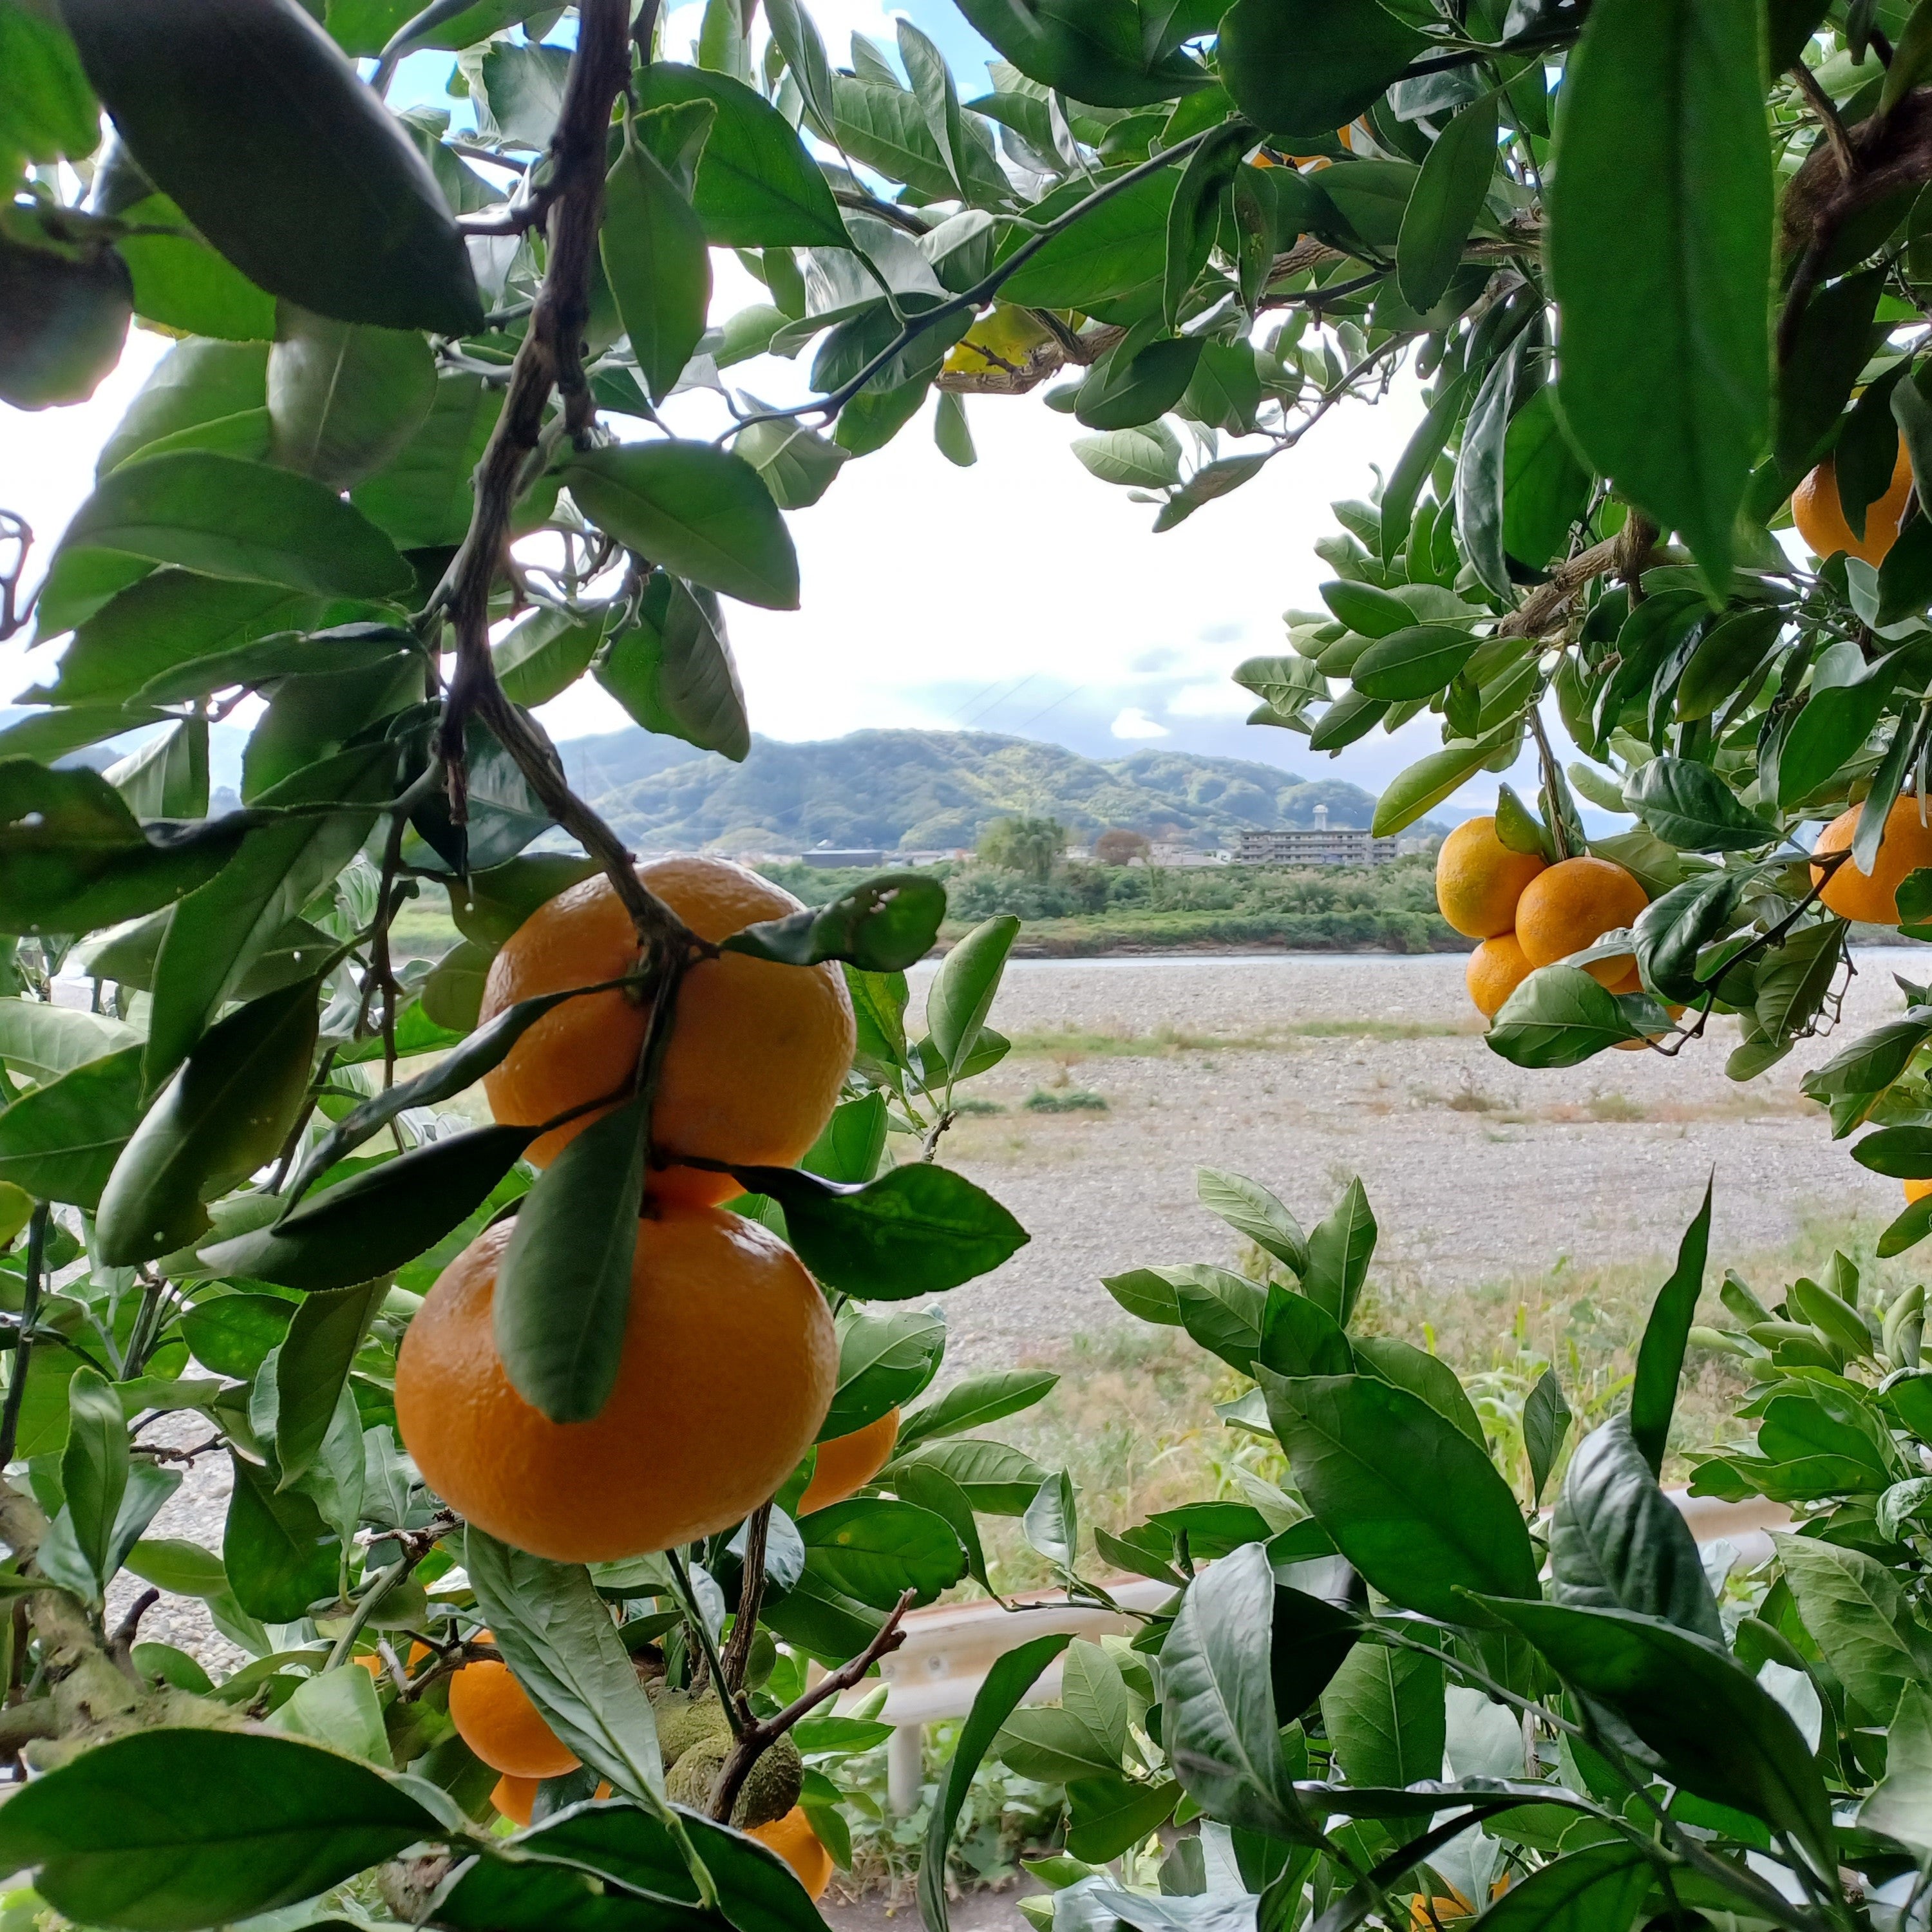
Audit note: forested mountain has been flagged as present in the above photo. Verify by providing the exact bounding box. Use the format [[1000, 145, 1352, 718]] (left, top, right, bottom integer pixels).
[[560, 727, 1392, 853]]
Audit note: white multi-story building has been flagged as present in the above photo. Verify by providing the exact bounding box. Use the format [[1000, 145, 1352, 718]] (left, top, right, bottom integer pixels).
[[1233, 805, 1403, 867]]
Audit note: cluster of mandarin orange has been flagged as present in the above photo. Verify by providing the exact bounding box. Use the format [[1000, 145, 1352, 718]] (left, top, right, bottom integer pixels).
[[377, 857, 905, 1873]]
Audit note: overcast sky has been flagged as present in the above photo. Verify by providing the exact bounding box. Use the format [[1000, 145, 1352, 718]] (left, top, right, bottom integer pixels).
[[0, 0, 1560, 819]]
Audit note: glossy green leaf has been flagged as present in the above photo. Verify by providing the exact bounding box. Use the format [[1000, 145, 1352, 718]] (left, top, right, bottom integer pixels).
[[350, 371, 502, 548], [0, 1044, 143, 1208], [1772, 1531, 1925, 1723], [1320, 1639, 1444, 1812], [1370, 719, 1520, 836], [925, 913, 1018, 1075], [567, 441, 799, 610], [999, 172, 1177, 310], [200, 1124, 538, 1292], [1627, 1180, 1710, 1474], [1302, 1177, 1374, 1326], [739, 1162, 1027, 1297], [54, 451, 410, 598], [0, 0, 96, 166], [1488, 966, 1641, 1068], [896, 1368, 1058, 1450], [0, 1000, 138, 1083], [1524, 1368, 1572, 1508], [596, 574, 749, 761], [636, 64, 847, 247], [265, 301, 437, 489], [0, 1728, 442, 1931], [223, 1450, 336, 1623], [721, 871, 945, 972], [1464, 1844, 1656, 1932], [1548, 0, 1772, 587], [1622, 755, 1775, 853], [1075, 334, 1202, 433], [1351, 624, 1479, 702], [97, 339, 269, 477], [1259, 1370, 1539, 1622], [603, 106, 715, 402], [495, 1094, 646, 1425], [949, 0, 1207, 108], [1195, 1166, 1308, 1273], [822, 1306, 946, 1438], [1220, 0, 1424, 139], [111, 192, 277, 343], [274, 1279, 383, 1488], [0, 757, 251, 940], [1397, 93, 1498, 313], [62, 0, 482, 334], [798, 1497, 965, 1605]]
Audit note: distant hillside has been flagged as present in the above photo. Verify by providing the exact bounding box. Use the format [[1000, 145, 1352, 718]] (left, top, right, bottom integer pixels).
[[560, 727, 1405, 853]]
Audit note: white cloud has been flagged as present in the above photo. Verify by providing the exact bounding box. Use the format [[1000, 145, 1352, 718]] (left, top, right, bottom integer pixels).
[[1166, 679, 1251, 718], [1110, 707, 1170, 739]]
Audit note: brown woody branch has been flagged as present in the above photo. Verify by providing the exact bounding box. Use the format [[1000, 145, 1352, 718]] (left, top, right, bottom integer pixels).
[[718, 1502, 770, 1700], [1493, 513, 1663, 641], [428, 0, 691, 954], [707, 1587, 915, 1824]]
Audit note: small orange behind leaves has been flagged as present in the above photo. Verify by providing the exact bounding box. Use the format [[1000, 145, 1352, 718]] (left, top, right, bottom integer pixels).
[[1906, 1179, 1932, 1206], [1465, 934, 1534, 1019], [1435, 818, 1546, 940], [492, 1774, 541, 1826], [751, 1806, 835, 1900], [799, 1408, 900, 1515], [1794, 439, 1914, 566], [1515, 857, 1648, 983], [1812, 796, 1932, 925], [450, 1648, 580, 1779]]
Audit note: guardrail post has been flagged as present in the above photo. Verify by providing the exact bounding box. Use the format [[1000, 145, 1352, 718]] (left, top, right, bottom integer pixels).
[[887, 1723, 922, 1816]]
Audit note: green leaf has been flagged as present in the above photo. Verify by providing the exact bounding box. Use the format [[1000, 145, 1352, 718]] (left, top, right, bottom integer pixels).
[[0, 1728, 443, 1931], [1627, 1179, 1710, 1475], [1463, 1844, 1656, 1932], [1302, 1177, 1374, 1325], [1072, 422, 1184, 489], [603, 109, 715, 402], [1474, 1597, 1832, 1866], [0, 758, 251, 940], [0, 1000, 137, 1083], [58, 1367, 128, 1592], [1351, 624, 1479, 703], [596, 574, 749, 761], [0, 0, 96, 165], [766, 0, 837, 134], [567, 441, 799, 610], [1065, 1774, 1180, 1862], [464, 1528, 672, 1804], [1320, 1640, 1444, 1806], [1351, 1334, 1484, 1444], [1258, 1370, 1540, 1622], [1258, 1286, 1353, 1378], [1633, 873, 1743, 1004], [1195, 1166, 1308, 1273], [1397, 93, 1499, 314], [1524, 1368, 1572, 1509], [97, 339, 269, 477], [1772, 1531, 1926, 1723], [896, 1368, 1058, 1450], [721, 871, 945, 972], [999, 172, 1178, 310], [351, 371, 502, 549], [1547, 0, 1772, 588], [495, 1094, 646, 1425], [265, 301, 437, 490], [53, 451, 410, 598], [636, 64, 847, 247], [110, 193, 277, 344], [0, 1044, 143, 1209], [1161, 1542, 1314, 1843], [62, 0, 482, 334], [1622, 757, 1776, 853], [922, 1633, 1075, 1932], [96, 978, 319, 1267], [1218, 0, 1426, 140], [1863, 1680, 1932, 1852], [1551, 1416, 1721, 1638], [145, 742, 393, 1085], [1370, 719, 1520, 836], [925, 914, 1018, 1077], [1488, 966, 1641, 1068], [798, 1497, 965, 1604], [180, 1293, 292, 1381], [223, 1450, 336, 1623], [1775, 265, 1885, 473], [200, 1124, 538, 1293], [738, 1163, 1027, 1296], [1075, 334, 1203, 433], [949, 0, 1207, 108], [737, 416, 851, 508], [822, 1307, 945, 1438], [1165, 121, 1253, 327], [493, 605, 605, 709], [274, 1279, 383, 1488]]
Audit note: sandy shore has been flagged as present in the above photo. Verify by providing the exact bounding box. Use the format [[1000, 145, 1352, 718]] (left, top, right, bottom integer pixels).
[[903, 947, 1922, 1365]]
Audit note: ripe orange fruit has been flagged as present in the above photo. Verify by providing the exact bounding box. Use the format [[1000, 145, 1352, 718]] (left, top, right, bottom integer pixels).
[[1794, 439, 1914, 566], [1906, 1179, 1932, 1206], [396, 1204, 835, 1562], [1464, 934, 1534, 1019], [799, 1408, 900, 1515], [751, 1806, 835, 1900], [1515, 857, 1648, 983], [450, 1645, 580, 1779], [479, 856, 855, 1200], [1812, 795, 1932, 924], [1435, 818, 1546, 939]]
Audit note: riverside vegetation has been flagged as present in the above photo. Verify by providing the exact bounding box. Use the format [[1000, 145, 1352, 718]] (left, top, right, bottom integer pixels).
[[12, 1, 1932, 1931]]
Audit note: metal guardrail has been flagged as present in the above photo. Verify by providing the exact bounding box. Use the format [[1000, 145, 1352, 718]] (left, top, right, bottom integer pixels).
[[855, 1489, 1794, 1812]]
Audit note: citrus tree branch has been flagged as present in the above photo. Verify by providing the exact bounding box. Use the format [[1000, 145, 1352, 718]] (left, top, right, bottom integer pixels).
[[706, 1587, 915, 1824]]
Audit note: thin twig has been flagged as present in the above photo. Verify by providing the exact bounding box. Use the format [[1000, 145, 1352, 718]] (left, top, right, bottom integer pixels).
[[718, 1502, 770, 1703], [0, 1208, 49, 1470], [708, 1587, 916, 1824], [1790, 62, 1858, 181]]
